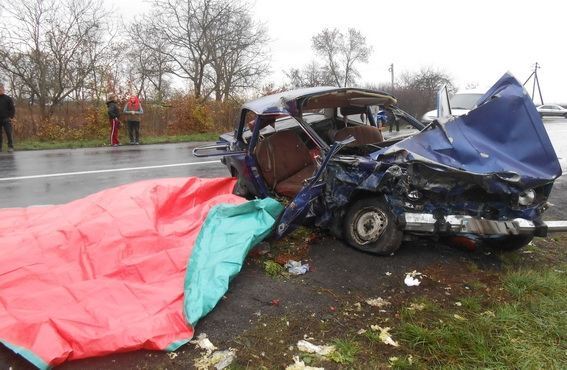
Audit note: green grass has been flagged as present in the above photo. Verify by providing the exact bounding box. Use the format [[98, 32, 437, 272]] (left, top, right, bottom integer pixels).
[[397, 266, 567, 368], [328, 338, 359, 364], [14, 133, 220, 151]]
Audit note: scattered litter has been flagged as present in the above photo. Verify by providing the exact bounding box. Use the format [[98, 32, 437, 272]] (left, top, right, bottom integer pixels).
[[297, 340, 335, 356], [168, 352, 178, 359], [190, 333, 217, 354], [270, 299, 281, 306], [194, 349, 236, 370], [453, 314, 466, 321], [285, 355, 324, 370], [370, 326, 399, 347], [528, 241, 535, 247], [481, 310, 496, 317], [455, 301, 462, 307], [404, 270, 422, 286], [385, 271, 392, 276], [285, 260, 310, 275], [329, 306, 336, 312], [357, 329, 367, 335], [354, 302, 362, 311], [365, 297, 390, 308], [408, 303, 425, 311]]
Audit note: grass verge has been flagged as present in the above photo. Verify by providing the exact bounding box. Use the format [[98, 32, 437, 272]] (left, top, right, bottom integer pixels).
[[14, 133, 220, 151], [397, 265, 567, 368]]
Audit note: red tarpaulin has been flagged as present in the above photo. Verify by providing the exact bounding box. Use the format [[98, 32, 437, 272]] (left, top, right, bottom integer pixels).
[[0, 177, 246, 368]]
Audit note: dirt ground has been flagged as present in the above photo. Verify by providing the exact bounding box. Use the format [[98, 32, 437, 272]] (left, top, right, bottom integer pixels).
[[2, 224, 565, 369]]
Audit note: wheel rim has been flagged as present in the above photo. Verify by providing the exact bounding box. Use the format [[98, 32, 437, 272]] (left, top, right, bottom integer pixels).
[[351, 207, 388, 245]]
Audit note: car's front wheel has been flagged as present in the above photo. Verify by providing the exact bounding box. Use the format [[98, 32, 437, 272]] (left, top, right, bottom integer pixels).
[[343, 196, 403, 255]]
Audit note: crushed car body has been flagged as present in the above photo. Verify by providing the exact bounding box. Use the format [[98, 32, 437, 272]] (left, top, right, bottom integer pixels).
[[194, 73, 567, 254]]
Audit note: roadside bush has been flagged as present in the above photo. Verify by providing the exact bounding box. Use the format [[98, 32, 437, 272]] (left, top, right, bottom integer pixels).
[[13, 96, 241, 142]]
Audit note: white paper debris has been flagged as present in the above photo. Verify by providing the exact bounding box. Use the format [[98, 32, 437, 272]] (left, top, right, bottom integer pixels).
[[297, 340, 335, 356], [285, 260, 310, 275], [190, 333, 217, 354], [194, 349, 236, 370], [370, 325, 399, 347], [404, 270, 422, 286], [365, 297, 391, 308], [285, 356, 325, 370]]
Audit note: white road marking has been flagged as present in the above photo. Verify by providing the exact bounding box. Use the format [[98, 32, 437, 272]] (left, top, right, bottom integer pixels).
[[0, 160, 222, 181]]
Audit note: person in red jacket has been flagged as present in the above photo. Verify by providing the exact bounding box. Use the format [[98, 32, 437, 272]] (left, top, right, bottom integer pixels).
[[106, 95, 120, 146], [123, 95, 144, 144]]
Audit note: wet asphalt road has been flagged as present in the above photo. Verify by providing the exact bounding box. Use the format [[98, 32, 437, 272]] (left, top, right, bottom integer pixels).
[[0, 142, 228, 208]]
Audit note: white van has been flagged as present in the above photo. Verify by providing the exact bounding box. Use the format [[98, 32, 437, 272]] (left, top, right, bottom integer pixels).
[[421, 89, 484, 123]]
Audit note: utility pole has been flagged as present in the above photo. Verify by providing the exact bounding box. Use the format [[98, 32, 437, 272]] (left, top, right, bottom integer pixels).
[[388, 63, 394, 91], [523, 62, 544, 105]]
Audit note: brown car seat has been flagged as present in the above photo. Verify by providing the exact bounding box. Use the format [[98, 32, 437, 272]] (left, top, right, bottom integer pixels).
[[254, 131, 316, 198], [333, 125, 384, 146]]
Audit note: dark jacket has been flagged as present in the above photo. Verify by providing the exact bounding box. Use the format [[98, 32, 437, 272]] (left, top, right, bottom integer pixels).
[[0, 94, 15, 121], [106, 100, 120, 119]]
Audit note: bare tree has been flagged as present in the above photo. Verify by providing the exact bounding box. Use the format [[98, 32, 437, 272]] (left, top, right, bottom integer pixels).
[[0, 0, 114, 120], [207, 4, 269, 101], [144, 0, 268, 100], [397, 67, 455, 117], [285, 61, 334, 88], [126, 22, 174, 102], [311, 28, 372, 87]]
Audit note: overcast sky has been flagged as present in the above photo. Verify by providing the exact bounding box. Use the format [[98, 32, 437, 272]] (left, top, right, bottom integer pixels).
[[114, 0, 566, 103]]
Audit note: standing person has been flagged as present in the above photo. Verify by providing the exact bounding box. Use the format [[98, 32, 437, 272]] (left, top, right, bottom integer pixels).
[[123, 95, 144, 144], [106, 95, 120, 147], [0, 83, 16, 153]]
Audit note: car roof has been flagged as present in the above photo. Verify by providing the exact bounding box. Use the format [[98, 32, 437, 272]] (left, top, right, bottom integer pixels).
[[243, 87, 397, 115]]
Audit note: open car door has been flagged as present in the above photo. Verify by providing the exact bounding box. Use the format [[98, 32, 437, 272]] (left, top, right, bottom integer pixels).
[[274, 137, 355, 238]]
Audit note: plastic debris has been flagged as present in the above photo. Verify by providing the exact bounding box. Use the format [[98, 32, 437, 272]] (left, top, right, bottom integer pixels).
[[455, 301, 462, 307], [285, 260, 310, 275], [297, 340, 335, 356], [370, 326, 399, 347], [194, 349, 236, 370], [365, 297, 391, 308], [404, 270, 422, 286], [168, 352, 178, 359], [385, 271, 392, 276], [190, 333, 217, 354], [285, 356, 324, 370]]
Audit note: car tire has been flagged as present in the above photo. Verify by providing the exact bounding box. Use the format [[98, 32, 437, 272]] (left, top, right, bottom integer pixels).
[[482, 235, 533, 251], [564, 113, 567, 119], [343, 196, 403, 255]]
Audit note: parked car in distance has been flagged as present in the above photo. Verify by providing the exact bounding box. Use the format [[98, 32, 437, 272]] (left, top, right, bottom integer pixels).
[[421, 90, 484, 123], [536, 104, 567, 118], [194, 74, 565, 255]]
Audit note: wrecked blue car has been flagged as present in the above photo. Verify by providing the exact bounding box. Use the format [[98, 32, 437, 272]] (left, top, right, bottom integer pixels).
[[194, 74, 566, 254]]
